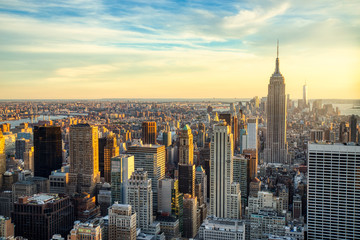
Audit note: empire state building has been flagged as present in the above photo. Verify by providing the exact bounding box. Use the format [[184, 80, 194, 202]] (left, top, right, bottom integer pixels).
[[264, 42, 289, 164]]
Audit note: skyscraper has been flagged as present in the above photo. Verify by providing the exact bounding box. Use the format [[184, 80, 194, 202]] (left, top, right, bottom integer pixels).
[[142, 121, 157, 144], [303, 82, 308, 106], [264, 42, 289, 164], [111, 154, 135, 204], [307, 143, 360, 239], [182, 194, 198, 239], [127, 169, 153, 231], [103, 134, 119, 183], [247, 117, 258, 150], [210, 123, 240, 218], [0, 131, 5, 189], [127, 143, 165, 212], [68, 124, 100, 196], [178, 164, 195, 196], [179, 125, 193, 165], [350, 115, 358, 143], [33, 126, 63, 178]]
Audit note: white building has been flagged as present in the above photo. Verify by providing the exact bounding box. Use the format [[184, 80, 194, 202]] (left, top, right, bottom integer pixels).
[[108, 203, 137, 240], [198, 217, 245, 240], [307, 143, 360, 240], [247, 118, 258, 150], [210, 123, 240, 219], [127, 169, 153, 231]]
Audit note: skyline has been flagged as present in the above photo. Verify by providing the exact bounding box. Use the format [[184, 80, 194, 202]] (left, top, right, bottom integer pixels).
[[0, 0, 359, 99]]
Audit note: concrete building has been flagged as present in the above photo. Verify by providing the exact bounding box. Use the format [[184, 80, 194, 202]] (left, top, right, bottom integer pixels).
[[111, 154, 134, 204], [182, 194, 198, 239], [195, 166, 207, 203], [127, 143, 165, 212], [250, 209, 286, 240], [178, 125, 194, 165], [198, 217, 245, 240], [0, 216, 14, 239], [158, 178, 177, 215], [307, 143, 360, 239], [210, 123, 240, 219], [68, 222, 102, 240], [108, 203, 137, 240], [12, 193, 74, 240], [68, 124, 100, 196], [49, 169, 69, 194], [127, 169, 153, 231], [103, 134, 119, 183], [233, 155, 249, 207]]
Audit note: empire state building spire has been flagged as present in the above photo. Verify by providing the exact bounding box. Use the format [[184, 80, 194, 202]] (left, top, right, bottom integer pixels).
[[275, 40, 280, 73]]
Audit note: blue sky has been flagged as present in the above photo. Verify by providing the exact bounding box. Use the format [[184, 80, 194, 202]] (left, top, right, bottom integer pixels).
[[0, 0, 359, 99]]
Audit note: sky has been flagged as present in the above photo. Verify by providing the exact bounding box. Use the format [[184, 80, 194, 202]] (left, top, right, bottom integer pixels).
[[0, 0, 359, 100]]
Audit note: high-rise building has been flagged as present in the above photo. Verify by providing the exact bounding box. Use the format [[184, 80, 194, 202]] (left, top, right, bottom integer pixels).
[[179, 125, 193, 165], [127, 169, 153, 231], [23, 147, 34, 171], [111, 154, 135, 204], [264, 42, 289, 164], [103, 134, 119, 183], [12, 194, 74, 240], [68, 222, 102, 240], [307, 143, 360, 239], [127, 143, 165, 212], [68, 124, 100, 196], [303, 83, 308, 106], [247, 118, 258, 150], [108, 203, 137, 240], [162, 131, 172, 147], [33, 126, 63, 178], [250, 209, 286, 240], [195, 166, 207, 203], [350, 115, 358, 143], [182, 194, 198, 239], [158, 178, 177, 214], [15, 138, 30, 160], [210, 123, 240, 218], [0, 131, 5, 189], [178, 164, 195, 197], [233, 155, 249, 207], [142, 121, 157, 144], [171, 181, 184, 234]]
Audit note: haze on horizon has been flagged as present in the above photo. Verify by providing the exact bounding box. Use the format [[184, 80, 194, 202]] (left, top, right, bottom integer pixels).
[[0, 0, 359, 100]]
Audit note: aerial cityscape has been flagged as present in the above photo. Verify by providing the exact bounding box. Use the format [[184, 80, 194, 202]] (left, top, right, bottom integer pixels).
[[0, 1, 359, 240]]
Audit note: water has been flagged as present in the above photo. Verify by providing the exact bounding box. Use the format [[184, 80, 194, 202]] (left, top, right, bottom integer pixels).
[[333, 104, 360, 116], [0, 114, 84, 129]]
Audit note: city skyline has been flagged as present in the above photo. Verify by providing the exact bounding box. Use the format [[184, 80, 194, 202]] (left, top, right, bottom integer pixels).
[[0, 0, 359, 100]]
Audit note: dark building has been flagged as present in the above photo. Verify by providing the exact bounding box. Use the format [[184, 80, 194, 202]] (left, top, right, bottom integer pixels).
[[178, 164, 195, 197], [72, 192, 101, 222], [33, 126, 62, 178], [12, 193, 74, 240], [350, 115, 358, 143], [15, 138, 30, 160], [98, 137, 107, 178], [142, 121, 157, 144]]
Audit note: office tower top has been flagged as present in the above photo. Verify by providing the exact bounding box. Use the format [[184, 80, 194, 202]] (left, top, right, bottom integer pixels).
[[142, 121, 157, 144], [264, 42, 289, 164], [33, 126, 62, 178], [69, 124, 100, 196], [307, 143, 360, 240], [179, 124, 194, 165]]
